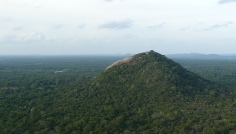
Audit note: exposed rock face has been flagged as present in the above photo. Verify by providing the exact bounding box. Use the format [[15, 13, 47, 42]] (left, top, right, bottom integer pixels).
[[105, 50, 155, 71], [105, 56, 134, 71]]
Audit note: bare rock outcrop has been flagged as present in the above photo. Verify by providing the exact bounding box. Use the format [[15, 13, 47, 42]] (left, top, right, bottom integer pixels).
[[105, 50, 155, 71], [105, 56, 134, 71]]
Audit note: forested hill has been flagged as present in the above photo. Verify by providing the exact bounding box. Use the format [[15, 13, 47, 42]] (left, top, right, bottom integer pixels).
[[74, 50, 235, 133], [95, 50, 214, 96]]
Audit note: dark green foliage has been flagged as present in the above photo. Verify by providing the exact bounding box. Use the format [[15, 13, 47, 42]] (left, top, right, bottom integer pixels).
[[0, 53, 236, 133], [72, 51, 236, 133], [173, 58, 236, 87]]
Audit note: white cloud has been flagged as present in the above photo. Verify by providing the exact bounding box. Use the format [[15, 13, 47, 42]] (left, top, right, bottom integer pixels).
[[178, 26, 192, 31], [178, 22, 233, 32], [203, 22, 233, 31], [53, 24, 65, 29], [12, 26, 24, 31], [98, 20, 133, 30], [0, 35, 17, 43], [147, 22, 166, 30], [0, 17, 13, 22], [0, 32, 45, 43], [78, 24, 86, 29], [22, 32, 45, 42], [219, 0, 236, 4], [104, 0, 123, 2]]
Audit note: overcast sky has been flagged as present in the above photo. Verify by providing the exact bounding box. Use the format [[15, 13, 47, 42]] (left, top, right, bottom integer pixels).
[[0, 0, 236, 55]]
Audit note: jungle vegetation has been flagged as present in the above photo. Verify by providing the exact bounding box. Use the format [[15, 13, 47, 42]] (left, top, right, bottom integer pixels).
[[1, 52, 236, 134]]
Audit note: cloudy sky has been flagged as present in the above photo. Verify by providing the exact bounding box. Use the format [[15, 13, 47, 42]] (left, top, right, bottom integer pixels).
[[0, 0, 236, 55]]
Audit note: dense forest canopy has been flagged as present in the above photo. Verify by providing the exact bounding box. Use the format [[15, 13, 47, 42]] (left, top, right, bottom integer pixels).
[[1, 52, 236, 133]]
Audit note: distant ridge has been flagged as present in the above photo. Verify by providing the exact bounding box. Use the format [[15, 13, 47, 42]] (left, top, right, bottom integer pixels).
[[167, 53, 236, 59]]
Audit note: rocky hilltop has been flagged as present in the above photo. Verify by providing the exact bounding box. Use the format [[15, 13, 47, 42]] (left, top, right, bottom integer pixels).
[[105, 50, 154, 71], [98, 50, 212, 96]]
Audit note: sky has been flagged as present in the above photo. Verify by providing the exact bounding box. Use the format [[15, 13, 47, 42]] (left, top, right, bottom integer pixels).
[[0, 0, 236, 55]]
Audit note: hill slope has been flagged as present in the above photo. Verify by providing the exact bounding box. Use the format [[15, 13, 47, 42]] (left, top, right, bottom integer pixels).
[[97, 50, 213, 96], [72, 50, 235, 133]]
